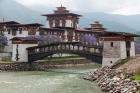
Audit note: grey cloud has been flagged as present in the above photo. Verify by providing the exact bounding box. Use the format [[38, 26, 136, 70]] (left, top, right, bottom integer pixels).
[[15, 0, 140, 15]]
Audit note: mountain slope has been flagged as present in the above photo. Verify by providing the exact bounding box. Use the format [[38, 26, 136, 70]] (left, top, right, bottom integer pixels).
[[0, 0, 140, 33], [80, 12, 139, 32], [0, 0, 45, 24]]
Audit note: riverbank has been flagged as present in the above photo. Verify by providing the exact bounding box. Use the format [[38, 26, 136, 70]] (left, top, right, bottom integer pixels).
[[116, 56, 140, 74], [0, 59, 100, 71], [84, 66, 140, 93]]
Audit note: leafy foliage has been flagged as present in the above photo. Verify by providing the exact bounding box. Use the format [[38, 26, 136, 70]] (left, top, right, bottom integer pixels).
[[27, 34, 97, 46], [0, 35, 7, 46], [130, 75, 140, 81], [80, 34, 97, 45], [135, 42, 140, 54], [27, 35, 62, 45]]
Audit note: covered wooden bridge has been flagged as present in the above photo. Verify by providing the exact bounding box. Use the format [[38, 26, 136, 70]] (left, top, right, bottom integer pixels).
[[26, 42, 103, 64]]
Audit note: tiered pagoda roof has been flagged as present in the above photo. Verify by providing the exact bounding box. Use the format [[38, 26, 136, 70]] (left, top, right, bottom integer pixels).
[[42, 6, 81, 17], [85, 21, 106, 32]]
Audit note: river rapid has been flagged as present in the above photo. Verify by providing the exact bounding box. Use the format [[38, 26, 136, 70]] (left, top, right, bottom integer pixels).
[[0, 64, 103, 93]]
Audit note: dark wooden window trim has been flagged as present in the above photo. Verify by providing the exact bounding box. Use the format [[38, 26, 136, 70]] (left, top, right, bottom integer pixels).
[[19, 28, 22, 34], [110, 42, 114, 47], [8, 29, 10, 34]]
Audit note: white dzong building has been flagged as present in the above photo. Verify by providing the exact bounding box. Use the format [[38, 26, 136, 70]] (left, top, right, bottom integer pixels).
[[0, 6, 138, 67]]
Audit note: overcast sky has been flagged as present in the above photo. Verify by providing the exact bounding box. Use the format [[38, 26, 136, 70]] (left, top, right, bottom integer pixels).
[[15, 0, 140, 15]]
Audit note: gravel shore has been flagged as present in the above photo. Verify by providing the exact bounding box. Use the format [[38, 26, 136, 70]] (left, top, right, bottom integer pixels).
[[83, 66, 140, 93]]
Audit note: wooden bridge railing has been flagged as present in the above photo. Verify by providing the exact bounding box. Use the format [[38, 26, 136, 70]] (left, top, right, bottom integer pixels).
[[26, 42, 103, 56]]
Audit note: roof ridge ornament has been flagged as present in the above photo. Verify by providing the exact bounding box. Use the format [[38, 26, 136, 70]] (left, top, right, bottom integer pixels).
[[60, 0, 63, 7]]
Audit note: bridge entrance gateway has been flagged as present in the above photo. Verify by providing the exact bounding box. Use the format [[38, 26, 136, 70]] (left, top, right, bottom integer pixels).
[[26, 42, 103, 64]]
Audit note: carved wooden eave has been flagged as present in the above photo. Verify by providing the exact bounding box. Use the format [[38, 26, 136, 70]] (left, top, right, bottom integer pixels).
[[98, 32, 138, 41], [0, 21, 20, 25], [42, 6, 82, 17], [11, 37, 39, 44], [40, 27, 65, 32]]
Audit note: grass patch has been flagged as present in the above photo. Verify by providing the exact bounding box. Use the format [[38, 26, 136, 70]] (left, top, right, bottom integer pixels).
[[0, 57, 11, 63], [120, 58, 130, 64], [130, 75, 140, 81], [113, 58, 130, 68], [0, 60, 11, 63], [43, 55, 85, 61], [0, 61, 11, 63]]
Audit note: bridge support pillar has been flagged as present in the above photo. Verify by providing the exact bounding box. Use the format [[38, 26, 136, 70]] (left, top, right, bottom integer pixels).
[[102, 41, 127, 67]]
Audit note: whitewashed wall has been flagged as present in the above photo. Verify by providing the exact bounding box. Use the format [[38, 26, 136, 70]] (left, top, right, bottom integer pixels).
[[73, 32, 75, 42], [16, 31, 28, 37], [52, 20, 55, 27], [12, 44, 37, 62], [130, 41, 136, 57], [64, 30, 68, 42], [46, 20, 50, 28], [120, 41, 127, 59], [102, 41, 127, 67], [66, 20, 72, 27], [102, 58, 120, 67], [60, 20, 62, 27]]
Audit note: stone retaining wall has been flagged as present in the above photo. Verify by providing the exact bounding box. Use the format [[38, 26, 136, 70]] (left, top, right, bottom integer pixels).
[[0, 59, 93, 71], [84, 67, 140, 93]]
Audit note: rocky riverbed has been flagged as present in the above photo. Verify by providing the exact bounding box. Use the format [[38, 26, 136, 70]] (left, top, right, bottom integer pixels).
[[83, 67, 140, 93]]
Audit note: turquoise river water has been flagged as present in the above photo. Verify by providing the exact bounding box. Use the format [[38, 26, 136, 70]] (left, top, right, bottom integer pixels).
[[0, 64, 103, 93]]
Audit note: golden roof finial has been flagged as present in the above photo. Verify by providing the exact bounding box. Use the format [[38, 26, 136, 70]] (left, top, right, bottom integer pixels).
[[60, 0, 63, 7], [94, 21, 99, 24]]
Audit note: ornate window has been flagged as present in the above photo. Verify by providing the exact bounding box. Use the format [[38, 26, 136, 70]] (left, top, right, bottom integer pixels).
[[62, 19, 65, 27], [7, 29, 10, 34], [19, 28, 22, 34], [12, 28, 17, 36]]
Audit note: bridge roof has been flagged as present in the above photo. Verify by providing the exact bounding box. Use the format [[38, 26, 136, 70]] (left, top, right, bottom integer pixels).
[[26, 42, 81, 50], [26, 41, 103, 50], [11, 35, 62, 43]]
